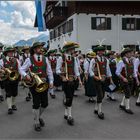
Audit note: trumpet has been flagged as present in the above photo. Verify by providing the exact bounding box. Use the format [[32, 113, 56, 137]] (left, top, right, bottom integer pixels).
[[0, 68, 19, 81], [23, 70, 48, 93]]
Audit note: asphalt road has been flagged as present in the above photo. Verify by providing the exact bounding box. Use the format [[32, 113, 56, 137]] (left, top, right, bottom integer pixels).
[[0, 86, 140, 139]]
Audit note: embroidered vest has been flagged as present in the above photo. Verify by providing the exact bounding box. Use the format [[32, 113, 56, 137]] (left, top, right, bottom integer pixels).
[[62, 55, 75, 76], [3, 57, 18, 71], [94, 58, 107, 76], [30, 56, 47, 78], [49, 57, 56, 72], [121, 59, 133, 81]]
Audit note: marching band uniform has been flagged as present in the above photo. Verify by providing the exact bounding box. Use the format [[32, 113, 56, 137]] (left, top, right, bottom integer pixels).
[[116, 48, 134, 114], [89, 46, 112, 119], [56, 42, 82, 125], [134, 55, 140, 106], [20, 42, 53, 131], [48, 49, 57, 98], [84, 51, 96, 103], [0, 47, 20, 114], [20, 46, 31, 102], [0, 43, 5, 102]]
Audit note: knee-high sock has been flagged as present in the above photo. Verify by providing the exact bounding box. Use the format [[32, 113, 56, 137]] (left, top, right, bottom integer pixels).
[[65, 106, 68, 116], [33, 109, 40, 124], [39, 107, 45, 118], [98, 103, 102, 113], [7, 97, 12, 109], [121, 96, 125, 106], [94, 102, 98, 111], [136, 93, 140, 103], [12, 97, 16, 106], [0, 88, 5, 96], [125, 98, 130, 109], [67, 107, 72, 118], [49, 88, 54, 95]]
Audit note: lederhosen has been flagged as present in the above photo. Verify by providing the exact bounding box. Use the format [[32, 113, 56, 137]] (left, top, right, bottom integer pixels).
[[85, 59, 97, 97], [0, 54, 5, 89], [121, 59, 134, 99], [62, 55, 75, 107], [3, 58, 19, 98], [29, 56, 48, 109], [93, 58, 107, 103], [49, 57, 61, 87]]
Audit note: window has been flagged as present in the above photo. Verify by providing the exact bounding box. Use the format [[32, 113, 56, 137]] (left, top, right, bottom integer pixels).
[[91, 17, 111, 30], [62, 23, 67, 34], [67, 19, 73, 32], [50, 30, 54, 40], [122, 18, 140, 30]]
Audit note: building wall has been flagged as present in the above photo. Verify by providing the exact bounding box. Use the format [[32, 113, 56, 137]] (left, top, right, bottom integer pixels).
[[49, 13, 140, 53]]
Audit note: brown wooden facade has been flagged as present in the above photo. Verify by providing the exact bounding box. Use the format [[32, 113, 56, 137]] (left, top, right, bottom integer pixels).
[[44, 1, 140, 29]]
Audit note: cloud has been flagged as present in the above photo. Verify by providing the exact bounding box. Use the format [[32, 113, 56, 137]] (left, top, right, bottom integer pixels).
[[0, 1, 8, 7]]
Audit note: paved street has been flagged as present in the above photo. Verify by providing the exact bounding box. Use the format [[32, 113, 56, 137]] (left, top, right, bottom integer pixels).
[[0, 86, 140, 139]]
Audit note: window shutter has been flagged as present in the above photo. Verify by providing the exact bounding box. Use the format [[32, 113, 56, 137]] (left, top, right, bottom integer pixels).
[[91, 17, 96, 30], [107, 18, 111, 30], [122, 18, 127, 30], [136, 18, 140, 30]]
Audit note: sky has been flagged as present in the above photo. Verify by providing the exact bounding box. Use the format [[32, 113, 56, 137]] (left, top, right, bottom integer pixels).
[[0, 1, 48, 45]]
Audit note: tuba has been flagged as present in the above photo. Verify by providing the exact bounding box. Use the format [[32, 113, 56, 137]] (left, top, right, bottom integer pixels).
[[23, 70, 48, 93], [0, 68, 19, 81]]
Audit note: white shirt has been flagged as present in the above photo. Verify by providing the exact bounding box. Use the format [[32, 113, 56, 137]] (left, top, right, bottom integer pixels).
[[134, 58, 140, 78], [19, 55, 54, 84], [83, 58, 90, 74], [89, 55, 112, 77]]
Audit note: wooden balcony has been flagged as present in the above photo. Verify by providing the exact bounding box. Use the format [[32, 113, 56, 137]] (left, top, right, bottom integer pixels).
[[44, 6, 68, 29]]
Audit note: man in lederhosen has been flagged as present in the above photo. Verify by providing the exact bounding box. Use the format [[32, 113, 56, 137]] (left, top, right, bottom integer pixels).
[[20, 46, 32, 102], [89, 45, 113, 119], [56, 42, 82, 125], [116, 48, 134, 114], [84, 51, 97, 103], [0, 42, 5, 102], [20, 42, 53, 131], [0, 46, 20, 114]]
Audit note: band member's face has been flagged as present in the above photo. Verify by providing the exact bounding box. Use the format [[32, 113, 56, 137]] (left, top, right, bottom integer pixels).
[[35, 46, 42, 54], [24, 49, 29, 54], [7, 51, 14, 57], [97, 50, 104, 56], [126, 52, 132, 58]]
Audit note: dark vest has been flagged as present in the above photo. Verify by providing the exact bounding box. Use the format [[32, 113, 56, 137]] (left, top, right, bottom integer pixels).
[[30, 56, 47, 78], [49, 57, 56, 72]]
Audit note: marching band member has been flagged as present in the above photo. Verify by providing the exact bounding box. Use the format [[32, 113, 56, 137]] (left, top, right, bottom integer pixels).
[[21, 46, 32, 102], [89, 45, 113, 120], [20, 42, 54, 132], [0, 43, 5, 102], [48, 49, 57, 98], [0, 46, 20, 114], [56, 42, 82, 126], [84, 51, 96, 103], [116, 48, 134, 114]]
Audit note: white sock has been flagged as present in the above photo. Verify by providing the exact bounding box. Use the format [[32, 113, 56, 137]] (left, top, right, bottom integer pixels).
[[49, 88, 54, 95], [0, 88, 2, 96], [12, 97, 16, 106], [125, 99, 130, 110], [111, 94, 115, 99], [39, 107, 45, 118], [98, 103, 102, 113], [65, 108, 68, 116], [67, 107, 72, 118], [121, 96, 125, 106], [95, 102, 98, 111], [7, 97, 12, 109], [33, 109, 40, 124], [136, 93, 140, 103]]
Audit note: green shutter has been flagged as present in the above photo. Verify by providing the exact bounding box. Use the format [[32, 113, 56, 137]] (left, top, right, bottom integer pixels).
[[136, 18, 140, 30], [122, 18, 127, 30], [107, 18, 111, 30], [91, 17, 96, 30]]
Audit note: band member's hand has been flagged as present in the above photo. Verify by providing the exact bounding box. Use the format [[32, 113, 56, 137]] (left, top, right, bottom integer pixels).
[[136, 79, 140, 86], [123, 77, 128, 83], [94, 76, 100, 81], [79, 81, 83, 87], [25, 75, 32, 82], [110, 79, 114, 85], [49, 83, 54, 89]]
